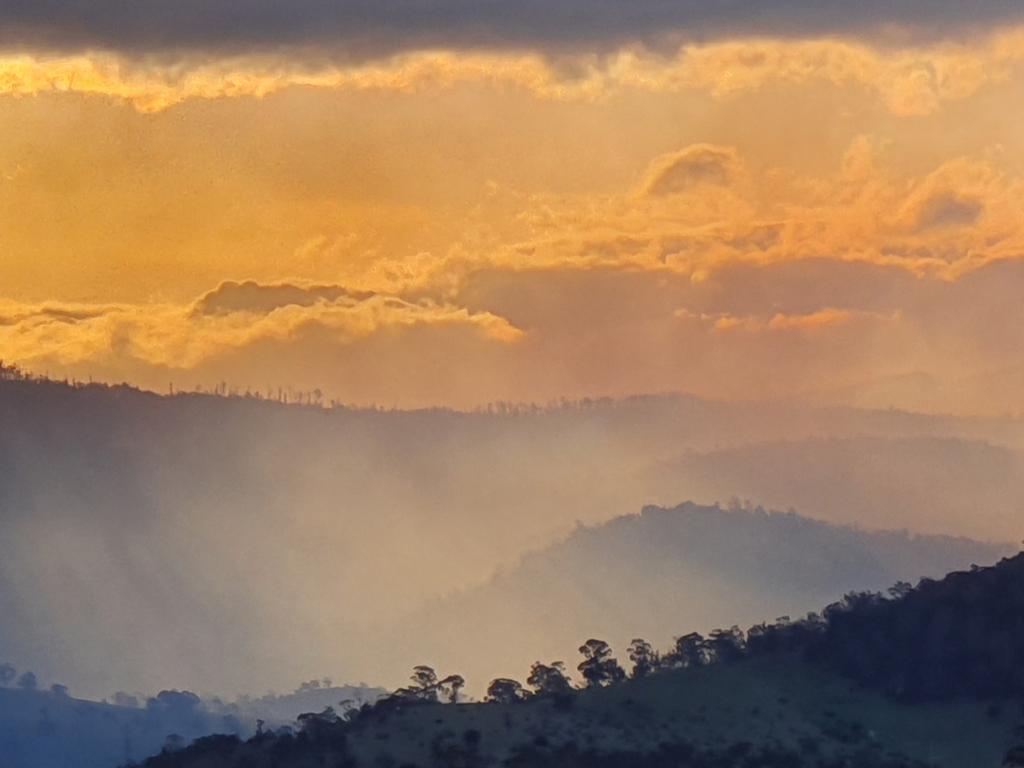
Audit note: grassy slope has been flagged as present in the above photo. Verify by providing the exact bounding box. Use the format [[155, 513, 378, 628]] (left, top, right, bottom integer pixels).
[[159, 655, 1018, 767]]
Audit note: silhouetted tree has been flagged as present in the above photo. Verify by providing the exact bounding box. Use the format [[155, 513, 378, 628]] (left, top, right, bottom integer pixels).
[[393, 666, 465, 704], [439, 674, 466, 704], [486, 678, 528, 704], [297, 706, 343, 743], [888, 581, 914, 600], [526, 661, 572, 696], [707, 626, 745, 663], [16, 671, 37, 691], [0, 662, 14, 687], [577, 639, 625, 688], [666, 633, 707, 668], [411, 665, 438, 689], [395, 665, 441, 702], [627, 639, 658, 679]]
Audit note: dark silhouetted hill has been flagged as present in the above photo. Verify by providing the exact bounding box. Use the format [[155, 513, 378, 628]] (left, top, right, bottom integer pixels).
[[0, 685, 241, 768]]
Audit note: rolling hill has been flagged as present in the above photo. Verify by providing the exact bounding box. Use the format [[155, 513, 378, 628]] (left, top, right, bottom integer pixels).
[[392, 502, 1012, 691], [2, 374, 1022, 697], [136, 553, 1024, 768]]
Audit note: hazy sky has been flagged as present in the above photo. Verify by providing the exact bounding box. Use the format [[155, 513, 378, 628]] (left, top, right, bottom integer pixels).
[[2, 3, 1024, 412]]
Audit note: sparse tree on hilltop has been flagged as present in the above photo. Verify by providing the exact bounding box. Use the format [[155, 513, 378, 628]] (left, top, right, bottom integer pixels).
[[486, 678, 528, 704], [577, 639, 626, 688], [627, 639, 658, 679], [707, 626, 745, 663], [439, 674, 466, 704], [526, 661, 573, 696], [666, 632, 707, 668], [16, 671, 37, 691], [399, 665, 440, 702]]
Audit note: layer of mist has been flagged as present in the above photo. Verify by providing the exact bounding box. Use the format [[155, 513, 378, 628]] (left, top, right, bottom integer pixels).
[[0, 377, 1021, 698], [389, 502, 1013, 692]]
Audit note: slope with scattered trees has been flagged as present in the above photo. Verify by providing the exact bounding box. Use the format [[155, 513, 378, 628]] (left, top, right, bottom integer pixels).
[[135, 552, 1024, 767], [398, 502, 1011, 690]]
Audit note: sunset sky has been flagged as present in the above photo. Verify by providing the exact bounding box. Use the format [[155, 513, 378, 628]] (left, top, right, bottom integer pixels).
[[2, 2, 1024, 413]]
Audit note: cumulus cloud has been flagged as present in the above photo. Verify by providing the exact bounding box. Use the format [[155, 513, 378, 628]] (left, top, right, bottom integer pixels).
[[3, 259, 1024, 415], [0, 287, 522, 372], [1, 0, 1023, 58], [377, 138, 1022, 303], [641, 144, 741, 196], [191, 280, 374, 316], [908, 191, 984, 231]]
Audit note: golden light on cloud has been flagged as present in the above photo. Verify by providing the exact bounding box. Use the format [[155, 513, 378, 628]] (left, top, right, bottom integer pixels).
[[1, 14, 1023, 414], [0, 290, 522, 372]]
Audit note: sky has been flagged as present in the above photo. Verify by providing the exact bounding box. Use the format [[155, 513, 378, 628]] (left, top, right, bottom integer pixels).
[[2, 2, 1024, 413]]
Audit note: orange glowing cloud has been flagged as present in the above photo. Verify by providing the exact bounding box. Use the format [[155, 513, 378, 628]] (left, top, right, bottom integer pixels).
[[0, 15, 1023, 414]]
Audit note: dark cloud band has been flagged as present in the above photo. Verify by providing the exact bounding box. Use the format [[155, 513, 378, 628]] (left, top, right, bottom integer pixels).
[[1, 1, 1022, 58]]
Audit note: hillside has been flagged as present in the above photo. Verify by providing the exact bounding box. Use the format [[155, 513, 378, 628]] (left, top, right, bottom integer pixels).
[[2, 376, 1023, 698], [137, 553, 1024, 768], [138, 658, 1018, 768], [0, 686, 242, 768], [0, 676, 383, 768], [395, 502, 1011, 690]]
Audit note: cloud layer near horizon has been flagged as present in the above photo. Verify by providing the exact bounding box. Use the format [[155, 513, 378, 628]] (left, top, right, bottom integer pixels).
[[4, 253, 1024, 416], [2, 6, 1023, 415], [3, 117, 1024, 413]]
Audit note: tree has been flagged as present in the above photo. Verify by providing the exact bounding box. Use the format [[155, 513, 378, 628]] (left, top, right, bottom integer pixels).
[[627, 639, 658, 679], [666, 633, 707, 668], [888, 581, 914, 600], [16, 671, 37, 691], [485, 678, 528, 704], [707, 626, 745, 663], [526, 661, 572, 696], [438, 674, 465, 704], [411, 665, 438, 690], [0, 663, 14, 687], [297, 706, 343, 743], [394, 666, 464, 704], [396, 665, 439, 702], [577, 639, 626, 688]]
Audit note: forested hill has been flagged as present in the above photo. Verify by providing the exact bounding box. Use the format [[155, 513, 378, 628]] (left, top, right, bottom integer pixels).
[[397, 502, 1012, 689], [138, 551, 1024, 768]]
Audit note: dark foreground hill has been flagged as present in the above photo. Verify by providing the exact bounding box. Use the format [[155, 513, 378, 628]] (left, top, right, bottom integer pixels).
[[0, 679, 384, 768], [0, 687, 242, 768], [136, 553, 1024, 768], [398, 502, 1011, 690]]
